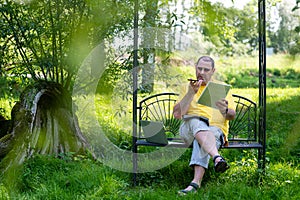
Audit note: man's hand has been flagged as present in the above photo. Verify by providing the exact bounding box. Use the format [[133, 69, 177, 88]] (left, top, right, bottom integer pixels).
[[188, 79, 203, 94], [173, 79, 203, 119], [215, 98, 235, 120], [215, 98, 228, 115]]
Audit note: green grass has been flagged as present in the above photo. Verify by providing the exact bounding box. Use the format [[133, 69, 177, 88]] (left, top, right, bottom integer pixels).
[[0, 54, 300, 199], [0, 152, 298, 199], [2, 154, 131, 200], [1, 87, 299, 199]]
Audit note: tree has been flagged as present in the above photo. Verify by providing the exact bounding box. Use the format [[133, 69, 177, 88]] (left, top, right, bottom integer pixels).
[[141, 0, 159, 93], [0, 0, 134, 177], [268, 0, 300, 54], [290, 0, 300, 55], [166, 0, 258, 56]]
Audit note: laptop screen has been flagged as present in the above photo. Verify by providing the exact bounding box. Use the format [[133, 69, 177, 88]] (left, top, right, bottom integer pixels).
[[140, 120, 168, 145]]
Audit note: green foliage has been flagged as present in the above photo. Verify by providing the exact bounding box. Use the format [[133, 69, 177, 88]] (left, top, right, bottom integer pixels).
[[0, 0, 135, 92], [186, 0, 258, 56], [0, 0, 299, 197], [96, 50, 133, 94], [268, 0, 300, 55]]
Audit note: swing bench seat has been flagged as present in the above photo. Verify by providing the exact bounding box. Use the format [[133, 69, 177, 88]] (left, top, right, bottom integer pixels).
[[132, 92, 264, 185]]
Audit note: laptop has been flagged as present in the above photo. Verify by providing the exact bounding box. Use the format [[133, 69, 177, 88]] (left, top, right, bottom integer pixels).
[[140, 120, 169, 145]]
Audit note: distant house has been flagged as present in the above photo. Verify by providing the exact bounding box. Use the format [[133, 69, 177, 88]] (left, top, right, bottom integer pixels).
[[267, 47, 274, 55]]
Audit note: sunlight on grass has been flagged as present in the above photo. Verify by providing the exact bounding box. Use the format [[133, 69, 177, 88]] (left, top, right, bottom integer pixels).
[[0, 184, 9, 200], [95, 94, 133, 135], [264, 162, 300, 187], [266, 54, 300, 71], [267, 88, 300, 103], [217, 54, 300, 71]]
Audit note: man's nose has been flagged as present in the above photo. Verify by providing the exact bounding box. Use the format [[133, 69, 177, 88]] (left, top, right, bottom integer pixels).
[[199, 69, 205, 73]]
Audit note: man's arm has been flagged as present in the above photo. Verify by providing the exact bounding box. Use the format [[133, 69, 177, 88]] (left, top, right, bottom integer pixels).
[[173, 81, 202, 119], [173, 90, 195, 119]]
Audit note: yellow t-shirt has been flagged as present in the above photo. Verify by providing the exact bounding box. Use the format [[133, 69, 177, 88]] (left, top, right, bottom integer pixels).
[[177, 80, 235, 139]]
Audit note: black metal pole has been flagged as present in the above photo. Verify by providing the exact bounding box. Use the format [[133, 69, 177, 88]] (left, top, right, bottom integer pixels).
[[258, 0, 266, 171], [132, 0, 139, 186]]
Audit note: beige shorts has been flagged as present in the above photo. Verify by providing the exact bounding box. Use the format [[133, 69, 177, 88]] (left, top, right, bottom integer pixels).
[[179, 117, 224, 168]]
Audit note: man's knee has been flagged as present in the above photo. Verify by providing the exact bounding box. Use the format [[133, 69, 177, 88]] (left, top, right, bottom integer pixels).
[[194, 130, 213, 137], [194, 130, 215, 144]]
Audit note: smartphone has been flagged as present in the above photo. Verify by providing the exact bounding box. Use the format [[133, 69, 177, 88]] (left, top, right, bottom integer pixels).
[[187, 78, 198, 83]]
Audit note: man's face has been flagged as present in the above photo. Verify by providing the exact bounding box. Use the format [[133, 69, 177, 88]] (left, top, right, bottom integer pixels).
[[195, 60, 215, 84]]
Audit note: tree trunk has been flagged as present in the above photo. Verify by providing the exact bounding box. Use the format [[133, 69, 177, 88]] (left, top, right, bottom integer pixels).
[[0, 81, 91, 171], [141, 0, 158, 93]]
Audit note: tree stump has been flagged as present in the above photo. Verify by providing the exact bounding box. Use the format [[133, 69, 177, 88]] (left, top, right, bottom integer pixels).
[[0, 81, 91, 171]]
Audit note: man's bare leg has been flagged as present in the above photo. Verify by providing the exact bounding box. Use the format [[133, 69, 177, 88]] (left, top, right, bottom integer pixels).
[[194, 130, 222, 163], [181, 130, 225, 193], [182, 165, 205, 191]]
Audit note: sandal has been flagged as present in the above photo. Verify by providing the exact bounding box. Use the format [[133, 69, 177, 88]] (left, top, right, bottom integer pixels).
[[213, 155, 230, 173], [177, 182, 199, 195]]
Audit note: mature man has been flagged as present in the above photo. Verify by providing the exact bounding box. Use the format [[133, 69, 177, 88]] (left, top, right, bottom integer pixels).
[[173, 56, 236, 195]]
